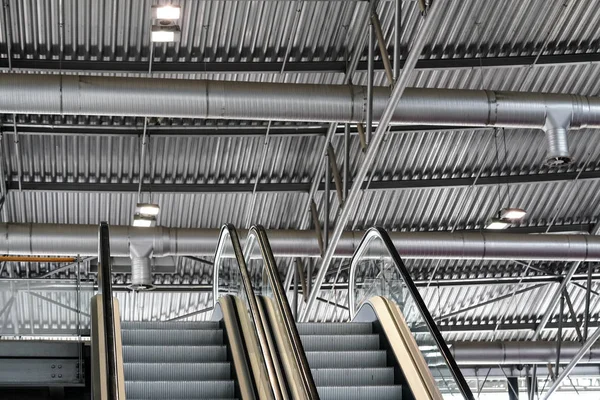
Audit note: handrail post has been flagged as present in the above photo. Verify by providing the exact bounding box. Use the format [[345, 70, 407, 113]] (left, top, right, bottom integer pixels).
[[98, 222, 119, 400]]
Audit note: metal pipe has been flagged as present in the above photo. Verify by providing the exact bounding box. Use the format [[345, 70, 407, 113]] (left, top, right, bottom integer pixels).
[[301, 0, 443, 322], [366, 4, 375, 145], [393, 0, 401, 80], [343, 123, 350, 201], [4, 224, 600, 262], [324, 152, 331, 249], [0, 256, 76, 262], [542, 328, 600, 399], [533, 261, 580, 339], [449, 341, 600, 365], [371, 11, 394, 85], [0, 76, 597, 163]]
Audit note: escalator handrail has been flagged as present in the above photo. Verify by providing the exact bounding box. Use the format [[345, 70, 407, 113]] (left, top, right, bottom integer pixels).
[[97, 222, 120, 400], [247, 226, 320, 400], [348, 227, 475, 400], [212, 224, 283, 400]]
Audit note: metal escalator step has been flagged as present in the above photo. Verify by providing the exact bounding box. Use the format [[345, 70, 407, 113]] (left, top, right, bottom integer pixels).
[[300, 334, 379, 351], [125, 381, 235, 399], [124, 362, 231, 381], [122, 345, 228, 363], [121, 321, 220, 331], [305, 351, 388, 368], [311, 368, 395, 386], [317, 386, 402, 400], [121, 329, 223, 346], [297, 323, 372, 335]]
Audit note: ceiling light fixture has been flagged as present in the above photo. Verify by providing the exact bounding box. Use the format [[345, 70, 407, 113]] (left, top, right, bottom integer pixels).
[[132, 214, 155, 228], [500, 207, 527, 220], [485, 217, 512, 230], [136, 203, 160, 216], [152, 5, 181, 20], [151, 24, 181, 43]]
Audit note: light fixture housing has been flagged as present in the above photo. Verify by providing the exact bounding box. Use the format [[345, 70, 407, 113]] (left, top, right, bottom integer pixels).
[[152, 5, 181, 20], [485, 217, 512, 230], [133, 214, 156, 228], [151, 23, 181, 43], [136, 203, 160, 216], [500, 207, 527, 220]]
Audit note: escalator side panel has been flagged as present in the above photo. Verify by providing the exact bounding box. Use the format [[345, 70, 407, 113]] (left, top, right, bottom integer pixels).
[[355, 297, 443, 400], [91, 295, 126, 400]]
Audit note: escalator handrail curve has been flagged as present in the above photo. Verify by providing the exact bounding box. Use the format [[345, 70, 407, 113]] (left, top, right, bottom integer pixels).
[[348, 227, 475, 400], [212, 223, 283, 400], [247, 225, 320, 400]]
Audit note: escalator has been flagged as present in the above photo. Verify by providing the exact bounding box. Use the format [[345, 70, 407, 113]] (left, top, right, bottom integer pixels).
[[248, 225, 475, 400], [90, 222, 474, 399], [120, 321, 237, 399], [91, 223, 275, 400], [297, 322, 403, 399]]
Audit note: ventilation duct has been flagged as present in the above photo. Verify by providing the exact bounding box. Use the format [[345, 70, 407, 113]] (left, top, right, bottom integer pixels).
[[1, 223, 600, 261], [450, 341, 600, 365], [1, 75, 600, 164]]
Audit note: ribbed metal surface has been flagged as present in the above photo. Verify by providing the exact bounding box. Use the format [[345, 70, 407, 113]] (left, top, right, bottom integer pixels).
[[122, 320, 235, 399], [122, 345, 227, 363], [305, 350, 388, 369], [125, 381, 235, 399], [2, 0, 600, 351], [301, 334, 379, 351], [311, 368, 395, 386], [124, 363, 231, 381], [300, 322, 403, 399], [317, 386, 403, 400], [122, 328, 223, 346]]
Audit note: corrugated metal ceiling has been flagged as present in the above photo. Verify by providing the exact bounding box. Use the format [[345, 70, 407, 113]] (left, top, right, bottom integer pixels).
[[1, 0, 600, 343]]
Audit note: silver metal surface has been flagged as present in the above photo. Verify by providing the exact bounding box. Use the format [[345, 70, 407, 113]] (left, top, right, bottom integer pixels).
[[4, 223, 600, 261]]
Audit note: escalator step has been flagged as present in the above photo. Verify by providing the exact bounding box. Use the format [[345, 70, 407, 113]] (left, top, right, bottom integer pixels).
[[124, 362, 231, 381], [311, 368, 395, 386], [125, 381, 235, 399], [297, 323, 372, 335], [317, 386, 403, 400], [305, 350, 388, 368], [121, 329, 223, 346], [122, 345, 228, 363], [300, 334, 379, 351], [121, 321, 220, 331]]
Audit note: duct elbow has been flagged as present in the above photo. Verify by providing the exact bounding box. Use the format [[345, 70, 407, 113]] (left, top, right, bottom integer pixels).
[[543, 103, 575, 166]]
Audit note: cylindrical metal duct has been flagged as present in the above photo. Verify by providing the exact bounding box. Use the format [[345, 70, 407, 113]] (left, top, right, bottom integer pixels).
[[544, 127, 572, 166], [130, 257, 152, 290], [449, 341, 600, 365], [2, 223, 600, 261], [1, 74, 599, 128]]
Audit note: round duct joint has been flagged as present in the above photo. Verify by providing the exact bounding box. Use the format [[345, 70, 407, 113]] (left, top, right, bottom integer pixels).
[[130, 257, 153, 291]]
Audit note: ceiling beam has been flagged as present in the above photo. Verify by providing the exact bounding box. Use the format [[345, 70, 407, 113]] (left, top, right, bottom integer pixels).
[[0, 123, 488, 138], [7, 169, 600, 194], [0, 52, 598, 75]]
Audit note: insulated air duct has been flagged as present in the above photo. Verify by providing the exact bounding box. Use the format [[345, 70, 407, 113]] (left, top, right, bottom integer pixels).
[[2, 223, 600, 261], [2, 75, 600, 164], [450, 341, 600, 365]]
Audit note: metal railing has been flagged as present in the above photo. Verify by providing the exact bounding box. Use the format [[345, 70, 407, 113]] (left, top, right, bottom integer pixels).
[[245, 226, 319, 400], [349, 227, 474, 400], [212, 224, 283, 400]]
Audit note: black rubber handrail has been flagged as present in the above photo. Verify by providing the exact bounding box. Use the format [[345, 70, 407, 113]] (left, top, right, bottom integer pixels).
[[247, 225, 320, 400], [349, 227, 475, 400], [98, 222, 120, 400]]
